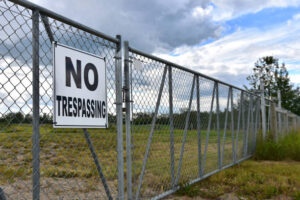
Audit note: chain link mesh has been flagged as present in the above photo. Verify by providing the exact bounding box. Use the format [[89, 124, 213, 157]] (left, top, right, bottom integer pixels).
[[0, 1, 119, 199], [128, 50, 266, 199], [1, 1, 300, 200]]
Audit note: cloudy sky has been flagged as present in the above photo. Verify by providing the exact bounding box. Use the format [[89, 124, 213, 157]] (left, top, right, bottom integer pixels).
[[29, 0, 300, 88]]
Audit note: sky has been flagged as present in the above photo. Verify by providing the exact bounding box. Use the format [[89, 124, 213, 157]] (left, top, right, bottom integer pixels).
[[28, 0, 300, 88]]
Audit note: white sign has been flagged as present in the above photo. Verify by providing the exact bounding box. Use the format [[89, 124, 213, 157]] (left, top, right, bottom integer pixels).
[[53, 43, 108, 128]]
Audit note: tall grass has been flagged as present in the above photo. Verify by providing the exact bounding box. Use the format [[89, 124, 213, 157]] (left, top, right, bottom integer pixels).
[[254, 131, 300, 161]]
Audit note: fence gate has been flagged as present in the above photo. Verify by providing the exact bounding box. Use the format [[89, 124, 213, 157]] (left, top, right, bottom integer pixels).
[[0, 0, 124, 199]]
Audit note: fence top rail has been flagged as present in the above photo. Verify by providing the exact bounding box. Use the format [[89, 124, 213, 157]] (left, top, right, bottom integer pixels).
[[8, 0, 119, 44], [129, 46, 260, 98]]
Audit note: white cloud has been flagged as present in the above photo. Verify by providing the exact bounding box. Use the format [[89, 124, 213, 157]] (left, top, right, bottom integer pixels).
[[212, 0, 300, 21], [290, 74, 300, 87], [288, 12, 300, 25], [28, 0, 220, 52], [155, 18, 300, 87]]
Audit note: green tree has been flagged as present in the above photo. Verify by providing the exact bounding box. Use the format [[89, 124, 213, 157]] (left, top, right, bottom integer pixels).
[[246, 56, 279, 97], [246, 56, 300, 115]]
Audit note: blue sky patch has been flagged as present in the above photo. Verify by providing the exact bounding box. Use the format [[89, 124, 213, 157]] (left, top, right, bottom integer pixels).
[[224, 6, 300, 35]]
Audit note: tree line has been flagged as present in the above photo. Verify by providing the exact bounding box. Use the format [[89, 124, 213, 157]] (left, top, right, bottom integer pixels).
[[246, 56, 300, 115], [2, 56, 297, 127]]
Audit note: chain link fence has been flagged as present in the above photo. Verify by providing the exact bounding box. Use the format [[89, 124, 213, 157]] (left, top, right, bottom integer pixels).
[[1, 0, 300, 200], [0, 0, 122, 199], [126, 47, 261, 199]]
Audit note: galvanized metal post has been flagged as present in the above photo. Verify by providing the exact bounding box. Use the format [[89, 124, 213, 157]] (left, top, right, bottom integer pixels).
[[230, 88, 235, 162], [124, 41, 132, 200], [293, 116, 297, 131], [234, 91, 243, 163], [244, 96, 252, 157], [83, 129, 113, 200], [270, 102, 277, 142], [0, 188, 6, 200], [260, 78, 267, 139], [267, 100, 271, 132], [249, 96, 254, 153], [277, 90, 282, 136], [253, 97, 259, 153], [285, 112, 288, 134], [32, 9, 40, 200], [202, 82, 216, 174], [196, 75, 202, 177], [257, 99, 261, 133], [175, 76, 195, 185], [216, 83, 221, 170], [221, 87, 230, 167], [115, 35, 124, 200], [242, 94, 246, 157], [168, 65, 175, 188], [40, 14, 54, 42], [135, 66, 167, 200]]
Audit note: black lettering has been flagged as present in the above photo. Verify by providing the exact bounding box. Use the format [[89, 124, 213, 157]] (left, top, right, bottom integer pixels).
[[68, 97, 72, 117], [62, 96, 67, 116], [82, 99, 86, 117], [73, 97, 77, 117], [78, 98, 82, 117], [97, 100, 102, 118], [56, 95, 61, 116], [66, 57, 81, 88], [84, 63, 98, 91], [91, 100, 95, 117], [94, 100, 98, 118], [87, 99, 91, 117], [102, 101, 106, 118]]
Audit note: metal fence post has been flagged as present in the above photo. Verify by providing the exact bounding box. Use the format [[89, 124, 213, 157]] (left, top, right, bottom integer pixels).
[[196, 75, 201, 177], [250, 96, 254, 153], [216, 82, 221, 170], [285, 113, 288, 134], [293, 116, 297, 131], [124, 41, 132, 200], [270, 103, 277, 142], [267, 101, 271, 133], [221, 87, 230, 167], [253, 97, 260, 153], [230, 88, 235, 162], [40, 14, 54, 42], [202, 82, 216, 174], [135, 66, 167, 200], [234, 91, 243, 163], [242, 94, 246, 158], [83, 129, 113, 200], [32, 8, 40, 200], [115, 35, 124, 200], [175, 76, 195, 185], [277, 90, 282, 136], [168, 65, 175, 188], [260, 78, 267, 139], [244, 96, 252, 157]]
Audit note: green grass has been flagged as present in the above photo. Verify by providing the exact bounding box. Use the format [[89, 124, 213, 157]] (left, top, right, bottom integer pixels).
[[175, 131, 300, 199], [1, 122, 299, 199], [176, 160, 300, 199], [0, 123, 246, 196], [254, 131, 300, 161]]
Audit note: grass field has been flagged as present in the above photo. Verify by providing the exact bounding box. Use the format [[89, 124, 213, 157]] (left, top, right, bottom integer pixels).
[[174, 160, 300, 200], [174, 131, 300, 200], [0, 123, 251, 199]]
